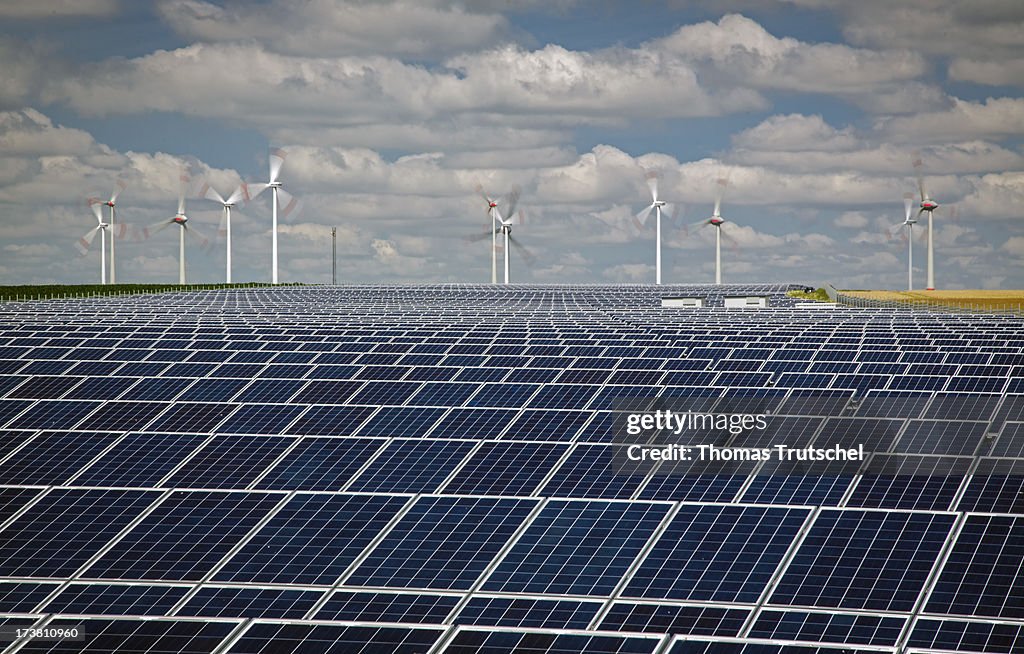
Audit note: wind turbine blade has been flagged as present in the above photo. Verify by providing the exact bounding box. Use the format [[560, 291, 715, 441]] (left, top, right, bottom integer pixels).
[[903, 192, 914, 222], [218, 209, 228, 239], [713, 176, 728, 216], [178, 172, 189, 215], [76, 227, 100, 255], [109, 179, 127, 204], [634, 205, 655, 229], [269, 148, 286, 184], [242, 182, 269, 202], [196, 180, 226, 205], [682, 219, 710, 237], [87, 197, 105, 223], [184, 223, 212, 251], [224, 185, 246, 206], [142, 219, 175, 240], [912, 153, 927, 200], [111, 222, 129, 239], [645, 170, 659, 203], [277, 188, 301, 218], [511, 209, 526, 226], [475, 183, 493, 205], [509, 234, 536, 265], [503, 186, 521, 220]]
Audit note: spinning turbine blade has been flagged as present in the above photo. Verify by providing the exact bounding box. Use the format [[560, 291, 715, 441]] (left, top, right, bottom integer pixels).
[[109, 179, 127, 205], [242, 182, 269, 202], [509, 235, 536, 265], [75, 227, 100, 255], [87, 198, 105, 223], [197, 181, 226, 205], [224, 185, 246, 206], [913, 154, 927, 200], [277, 188, 301, 218], [633, 205, 655, 230], [713, 176, 728, 217], [903, 192, 914, 222], [645, 170, 659, 203], [269, 148, 286, 184]]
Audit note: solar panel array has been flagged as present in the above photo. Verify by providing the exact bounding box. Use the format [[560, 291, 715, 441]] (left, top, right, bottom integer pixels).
[[0, 283, 1021, 653]]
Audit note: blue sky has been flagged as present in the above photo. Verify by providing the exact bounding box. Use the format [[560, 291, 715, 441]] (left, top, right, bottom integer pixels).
[[0, 0, 1022, 288]]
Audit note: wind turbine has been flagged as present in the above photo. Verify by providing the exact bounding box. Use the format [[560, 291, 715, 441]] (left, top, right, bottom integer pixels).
[[475, 184, 518, 284], [196, 180, 248, 284], [145, 172, 209, 284], [683, 177, 734, 284], [77, 198, 110, 284], [887, 192, 919, 291], [495, 208, 534, 284], [247, 149, 298, 284], [634, 171, 670, 284], [98, 180, 127, 283], [913, 155, 940, 290]]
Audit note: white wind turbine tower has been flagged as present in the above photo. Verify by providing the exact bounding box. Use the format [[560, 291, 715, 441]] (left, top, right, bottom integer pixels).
[[197, 180, 248, 284], [913, 154, 940, 290], [145, 172, 209, 284], [78, 198, 110, 284], [248, 149, 298, 284], [634, 171, 670, 284]]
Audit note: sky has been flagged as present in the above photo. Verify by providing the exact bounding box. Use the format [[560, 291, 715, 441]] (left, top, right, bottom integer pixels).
[[0, 0, 1022, 289]]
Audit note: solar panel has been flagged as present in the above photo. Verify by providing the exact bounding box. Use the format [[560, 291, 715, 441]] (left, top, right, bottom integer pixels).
[[72, 432, 208, 488], [769, 509, 956, 611], [623, 505, 809, 602], [83, 490, 284, 581], [161, 435, 295, 488], [313, 590, 461, 623], [346, 439, 476, 493], [440, 441, 569, 495], [12, 618, 236, 654], [747, 610, 905, 646], [345, 496, 538, 590], [925, 514, 1024, 619], [598, 603, 748, 636], [212, 493, 407, 585], [482, 499, 671, 596], [0, 489, 159, 577], [253, 437, 383, 490], [225, 623, 443, 654], [175, 586, 324, 619], [41, 583, 190, 616]]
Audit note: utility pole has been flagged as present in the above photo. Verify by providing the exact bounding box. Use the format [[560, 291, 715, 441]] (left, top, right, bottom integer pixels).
[[331, 227, 337, 285]]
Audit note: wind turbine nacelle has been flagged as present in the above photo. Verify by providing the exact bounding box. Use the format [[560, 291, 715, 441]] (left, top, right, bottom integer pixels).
[[653, 200, 666, 208], [105, 201, 116, 207], [709, 217, 725, 226], [173, 215, 188, 225], [269, 181, 283, 188], [920, 200, 938, 211]]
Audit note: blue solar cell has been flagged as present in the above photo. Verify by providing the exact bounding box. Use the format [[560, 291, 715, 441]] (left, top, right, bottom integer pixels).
[[17, 618, 236, 654], [483, 500, 670, 596], [117, 377, 190, 401], [441, 442, 569, 495], [909, 618, 1024, 654], [456, 596, 600, 629], [285, 404, 375, 436], [226, 624, 442, 654], [213, 493, 408, 585], [176, 586, 324, 619], [926, 514, 1024, 619], [41, 583, 190, 616], [6, 375, 84, 399], [5, 399, 100, 430], [62, 376, 137, 400], [85, 490, 283, 581], [348, 380, 422, 405], [347, 439, 476, 493], [598, 603, 748, 636], [73, 433, 208, 488], [429, 408, 518, 439], [408, 382, 480, 407], [623, 505, 809, 603], [314, 590, 460, 623], [0, 581, 58, 612], [232, 378, 307, 403], [255, 437, 383, 490], [0, 431, 116, 485], [346, 496, 538, 590], [503, 409, 591, 441], [176, 378, 249, 402], [214, 404, 306, 434], [163, 435, 295, 488], [540, 444, 648, 499], [0, 489, 159, 577], [748, 609, 905, 647], [76, 401, 170, 432], [142, 402, 238, 433], [444, 630, 661, 654], [355, 406, 447, 438], [467, 383, 540, 408], [770, 509, 956, 611]]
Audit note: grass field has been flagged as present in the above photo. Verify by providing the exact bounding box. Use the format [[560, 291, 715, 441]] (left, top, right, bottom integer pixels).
[[0, 282, 303, 302], [842, 289, 1024, 311]]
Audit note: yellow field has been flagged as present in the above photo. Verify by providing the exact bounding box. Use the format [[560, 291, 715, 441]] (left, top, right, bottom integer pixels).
[[843, 289, 1024, 310]]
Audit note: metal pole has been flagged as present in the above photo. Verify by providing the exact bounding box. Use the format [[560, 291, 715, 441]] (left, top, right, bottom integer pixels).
[[655, 205, 662, 285], [225, 206, 232, 284], [272, 187, 279, 284], [109, 205, 116, 285], [331, 227, 337, 285]]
